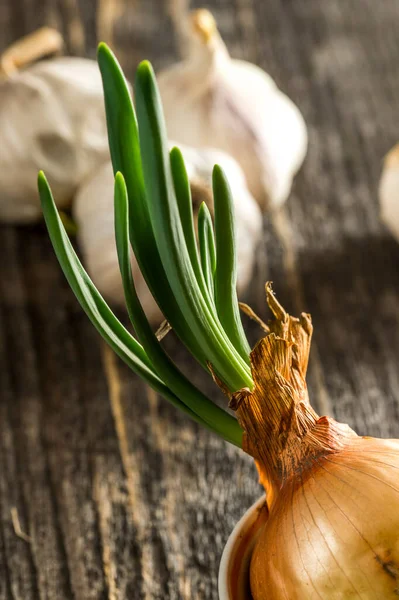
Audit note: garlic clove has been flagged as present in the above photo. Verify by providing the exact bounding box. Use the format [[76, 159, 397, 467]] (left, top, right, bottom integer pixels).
[[379, 143, 399, 241], [157, 8, 308, 210], [73, 145, 263, 324], [0, 34, 109, 224]]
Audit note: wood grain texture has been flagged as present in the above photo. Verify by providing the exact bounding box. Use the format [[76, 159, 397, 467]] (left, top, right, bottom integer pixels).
[[1, 0, 399, 598]]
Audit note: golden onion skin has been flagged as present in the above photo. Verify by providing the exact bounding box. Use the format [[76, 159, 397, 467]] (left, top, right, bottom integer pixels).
[[250, 436, 399, 599]]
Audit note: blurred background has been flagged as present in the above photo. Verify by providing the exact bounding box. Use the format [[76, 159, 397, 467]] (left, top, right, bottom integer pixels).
[[1, 0, 399, 598]]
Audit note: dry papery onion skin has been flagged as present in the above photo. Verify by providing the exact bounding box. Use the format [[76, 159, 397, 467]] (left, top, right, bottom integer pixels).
[[225, 286, 399, 599]]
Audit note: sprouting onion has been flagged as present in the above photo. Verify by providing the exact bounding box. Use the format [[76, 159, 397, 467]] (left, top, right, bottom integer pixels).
[[39, 43, 399, 600]]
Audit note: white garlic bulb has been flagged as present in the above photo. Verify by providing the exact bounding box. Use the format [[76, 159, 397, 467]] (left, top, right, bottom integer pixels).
[[379, 144, 399, 241], [73, 145, 263, 324], [157, 9, 308, 210], [0, 29, 109, 223]]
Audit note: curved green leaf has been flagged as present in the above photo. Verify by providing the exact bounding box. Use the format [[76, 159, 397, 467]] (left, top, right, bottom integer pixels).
[[213, 165, 251, 363], [170, 146, 209, 300], [198, 202, 216, 299]]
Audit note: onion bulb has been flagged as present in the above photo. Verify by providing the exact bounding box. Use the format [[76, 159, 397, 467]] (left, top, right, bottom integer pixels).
[[229, 285, 399, 599]]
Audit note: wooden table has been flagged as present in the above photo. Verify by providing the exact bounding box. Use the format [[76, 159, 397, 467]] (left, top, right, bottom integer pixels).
[[1, 0, 399, 598]]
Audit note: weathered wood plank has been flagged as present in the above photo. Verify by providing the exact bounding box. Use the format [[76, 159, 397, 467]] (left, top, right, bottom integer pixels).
[[0, 228, 74, 600], [21, 227, 110, 600]]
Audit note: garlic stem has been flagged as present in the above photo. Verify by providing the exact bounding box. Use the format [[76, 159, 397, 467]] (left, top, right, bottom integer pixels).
[[191, 9, 217, 44], [0, 27, 63, 78]]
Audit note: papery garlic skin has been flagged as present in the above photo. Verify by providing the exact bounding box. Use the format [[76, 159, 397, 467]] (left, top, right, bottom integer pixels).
[[250, 435, 399, 599], [73, 146, 262, 324], [379, 144, 399, 241], [0, 57, 109, 223], [157, 9, 307, 210]]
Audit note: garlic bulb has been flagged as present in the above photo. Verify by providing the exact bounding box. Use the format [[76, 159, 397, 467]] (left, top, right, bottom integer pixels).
[[73, 146, 262, 324], [0, 29, 109, 223], [379, 143, 399, 240], [157, 9, 308, 210]]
